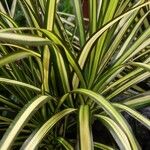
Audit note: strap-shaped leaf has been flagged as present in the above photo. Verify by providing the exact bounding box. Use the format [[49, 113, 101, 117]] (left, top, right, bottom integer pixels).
[[114, 28, 150, 66], [0, 51, 33, 67], [43, 46, 51, 92], [0, 95, 52, 150], [10, 0, 17, 18], [44, 0, 56, 30], [0, 95, 20, 109], [57, 137, 74, 150], [113, 103, 150, 130], [0, 11, 18, 27], [0, 43, 41, 57], [94, 142, 114, 150], [20, 108, 76, 150], [73, 0, 85, 47], [130, 62, 150, 72], [106, 72, 150, 100], [0, 27, 87, 88], [18, 0, 40, 28], [114, 10, 150, 61], [88, 0, 119, 87], [123, 92, 150, 108], [95, 115, 131, 150], [52, 44, 73, 106], [73, 89, 139, 149], [0, 77, 41, 92], [79, 105, 93, 150], [0, 32, 50, 46], [78, 1, 150, 69], [89, 0, 97, 35]]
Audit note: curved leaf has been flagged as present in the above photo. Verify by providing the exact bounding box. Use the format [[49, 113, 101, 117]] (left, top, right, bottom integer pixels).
[[57, 137, 74, 150], [0, 32, 50, 46], [0, 95, 52, 150], [95, 115, 131, 150], [94, 142, 114, 150], [0, 27, 87, 88], [0, 51, 34, 67], [78, 1, 150, 70], [0, 77, 41, 92], [0, 95, 20, 109], [130, 62, 150, 72], [0, 43, 41, 57], [123, 92, 150, 108], [73, 0, 85, 47], [0, 11, 18, 27], [73, 89, 139, 149], [113, 103, 150, 130], [21, 108, 76, 150], [106, 72, 150, 100]]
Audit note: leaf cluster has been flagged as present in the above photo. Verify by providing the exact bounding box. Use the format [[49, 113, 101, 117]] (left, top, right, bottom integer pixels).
[[0, 0, 150, 149]]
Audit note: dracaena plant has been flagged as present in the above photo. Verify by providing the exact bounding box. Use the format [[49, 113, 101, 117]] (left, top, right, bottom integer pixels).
[[0, 0, 150, 149]]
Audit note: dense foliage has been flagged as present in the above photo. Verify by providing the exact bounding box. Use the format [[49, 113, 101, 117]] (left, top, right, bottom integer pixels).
[[0, 0, 150, 149]]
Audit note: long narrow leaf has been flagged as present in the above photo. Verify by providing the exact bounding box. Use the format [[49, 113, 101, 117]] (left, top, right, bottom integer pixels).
[[0, 51, 34, 67], [94, 142, 114, 150], [113, 103, 150, 129], [73, 89, 139, 149], [0, 77, 41, 92], [44, 0, 56, 30], [73, 0, 85, 47], [95, 115, 131, 150], [79, 105, 93, 150], [123, 92, 150, 108], [129, 62, 150, 72], [20, 108, 76, 150], [0, 95, 52, 150], [57, 137, 74, 150], [78, 1, 150, 70], [0, 32, 50, 46]]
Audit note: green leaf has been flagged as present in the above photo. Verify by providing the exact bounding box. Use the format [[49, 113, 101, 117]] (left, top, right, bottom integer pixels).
[[95, 115, 131, 150], [78, 1, 150, 70], [94, 142, 114, 150], [0, 11, 18, 27], [21, 108, 76, 150], [73, 0, 85, 47], [52, 44, 71, 93], [0, 77, 41, 92], [10, 0, 17, 18], [0, 43, 41, 57], [44, 0, 56, 30], [0, 32, 50, 46], [0, 51, 34, 67], [129, 62, 150, 72], [57, 137, 74, 150], [89, 0, 119, 86], [18, 0, 40, 28], [113, 103, 150, 130], [79, 105, 93, 150], [123, 92, 150, 109], [89, 0, 97, 35], [43, 46, 51, 92], [106, 72, 150, 100], [114, 11, 150, 62], [0, 95, 52, 150], [73, 89, 139, 149], [38, 28, 86, 88], [0, 95, 20, 109], [114, 28, 150, 66], [1, 27, 87, 88]]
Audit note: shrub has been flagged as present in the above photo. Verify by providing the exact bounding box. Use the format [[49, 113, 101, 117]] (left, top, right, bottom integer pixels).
[[0, 0, 150, 149]]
